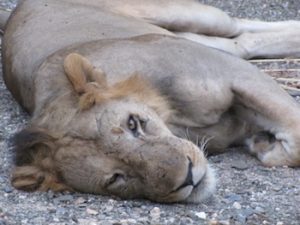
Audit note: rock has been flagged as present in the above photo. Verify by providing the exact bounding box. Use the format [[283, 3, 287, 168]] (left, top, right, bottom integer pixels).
[[233, 202, 242, 210], [224, 193, 242, 203], [231, 161, 249, 170], [209, 219, 219, 225], [75, 197, 86, 205], [119, 219, 137, 224], [218, 220, 230, 225], [56, 207, 67, 215], [86, 208, 98, 215], [233, 213, 246, 224], [276, 222, 284, 225], [150, 207, 161, 221], [72, 215, 78, 223], [53, 194, 74, 204], [272, 186, 283, 192], [3, 186, 12, 193], [240, 208, 255, 218], [254, 206, 265, 214], [48, 208, 56, 213], [78, 219, 98, 225], [195, 212, 207, 220]]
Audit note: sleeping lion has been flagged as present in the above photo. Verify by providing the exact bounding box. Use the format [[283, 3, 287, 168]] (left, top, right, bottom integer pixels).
[[1, 0, 300, 203]]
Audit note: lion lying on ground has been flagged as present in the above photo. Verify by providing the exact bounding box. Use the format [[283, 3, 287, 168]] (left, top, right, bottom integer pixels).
[[1, 0, 300, 203]]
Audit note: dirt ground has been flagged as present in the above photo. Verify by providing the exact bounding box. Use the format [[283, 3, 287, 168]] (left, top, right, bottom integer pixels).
[[0, 0, 299, 224]]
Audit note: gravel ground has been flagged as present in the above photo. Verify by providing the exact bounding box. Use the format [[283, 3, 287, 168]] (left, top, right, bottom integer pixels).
[[0, 1, 300, 225]]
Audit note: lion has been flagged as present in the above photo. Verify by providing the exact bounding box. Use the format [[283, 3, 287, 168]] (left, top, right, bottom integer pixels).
[[1, 0, 300, 203]]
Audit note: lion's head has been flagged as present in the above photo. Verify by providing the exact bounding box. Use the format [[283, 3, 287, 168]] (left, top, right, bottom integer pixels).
[[11, 53, 215, 203]]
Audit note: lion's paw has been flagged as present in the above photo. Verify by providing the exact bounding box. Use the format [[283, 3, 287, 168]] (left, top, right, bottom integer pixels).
[[246, 131, 298, 167]]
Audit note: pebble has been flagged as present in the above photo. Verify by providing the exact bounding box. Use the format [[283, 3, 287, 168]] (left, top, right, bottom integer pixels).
[[77, 219, 98, 225], [224, 193, 242, 203], [3, 186, 12, 193], [254, 206, 265, 214], [209, 219, 219, 225], [48, 208, 56, 214], [75, 197, 87, 205], [217, 220, 230, 225], [240, 208, 254, 218], [272, 186, 283, 192], [86, 208, 98, 215], [18, 195, 27, 199], [53, 194, 74, 204], [150, 207, 161, 221], [56, 207, 67, 215], [233, 202, 242, 209], [194, 212, 207, 220], [119, 219, 137, 224], [231, 161, 249, 170]]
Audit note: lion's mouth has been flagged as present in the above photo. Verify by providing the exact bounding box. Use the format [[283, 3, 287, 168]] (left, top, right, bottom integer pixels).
[[163, 163, 216, 203], [185, 164, 216, 203]]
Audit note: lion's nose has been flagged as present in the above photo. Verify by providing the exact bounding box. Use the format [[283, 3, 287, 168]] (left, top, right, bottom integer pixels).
[[173, 157, 194, 192]]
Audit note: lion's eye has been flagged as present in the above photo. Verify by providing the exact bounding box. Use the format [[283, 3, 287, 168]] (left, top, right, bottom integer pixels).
[[127, 115, 147, 137], [106, 173, 124, 186]]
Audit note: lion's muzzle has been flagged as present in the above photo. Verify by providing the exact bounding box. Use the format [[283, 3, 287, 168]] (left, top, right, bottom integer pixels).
[[129, 136, 214, 203]]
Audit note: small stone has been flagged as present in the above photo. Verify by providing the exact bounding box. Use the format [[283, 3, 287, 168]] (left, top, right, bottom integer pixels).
[[19, 195, 27, 199], [53, 194, 74, 204], [120, 219, 137, 224], [53, 217, 60, 222], [150, 207, 160, 220], [78, 219, 98, 225], [75, 197, 86, 205], [240, 208, 254, 218], [56, 207, 67, 215], [72, 215, 78, 223], [233, 202, 242, 209], [195, 212, 207, 220], [224, 194, 242, 203], [86, 208, 98, 215], [272, 186, 283, 192], [218, 220, 230, 225], [276, 222, 284, 225], [209, 219, 219, 225], [254, 206, 265, 213], [48, 208, 56, 213], [231, 161, 248, 170], [3, 186, 13, 193], [233, 213, 246, 224], [132, 201, 142, 207]]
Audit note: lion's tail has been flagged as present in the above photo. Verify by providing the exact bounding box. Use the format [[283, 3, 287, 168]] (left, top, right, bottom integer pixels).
[[0, 7, 11, 34]]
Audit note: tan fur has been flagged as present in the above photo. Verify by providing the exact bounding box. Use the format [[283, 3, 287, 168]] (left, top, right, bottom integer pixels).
[[2, 0, 300, 203], [64, 53, 172, 119]]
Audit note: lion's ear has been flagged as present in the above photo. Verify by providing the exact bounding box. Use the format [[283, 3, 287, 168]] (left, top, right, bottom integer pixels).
[[64, 53, 108, 109], [63, 53, 107, 94], [11, 128, 70, 192]]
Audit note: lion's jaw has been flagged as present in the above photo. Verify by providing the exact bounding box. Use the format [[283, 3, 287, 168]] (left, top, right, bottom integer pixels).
[[54, 98, 216, 203]]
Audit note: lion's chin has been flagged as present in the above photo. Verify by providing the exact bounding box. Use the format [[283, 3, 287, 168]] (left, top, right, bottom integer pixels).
[[184, 165, 216, 203]]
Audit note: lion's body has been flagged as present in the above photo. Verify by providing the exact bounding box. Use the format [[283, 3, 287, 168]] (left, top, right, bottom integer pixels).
[[2, 0, 300, 202]]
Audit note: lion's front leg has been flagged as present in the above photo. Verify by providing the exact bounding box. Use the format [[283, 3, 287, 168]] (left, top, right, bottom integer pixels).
[[246, 131, 300, 166], [233, 73, 300, 166]]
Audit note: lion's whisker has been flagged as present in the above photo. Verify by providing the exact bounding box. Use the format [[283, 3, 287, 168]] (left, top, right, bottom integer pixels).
[[185, 127, 191, 141], [198, 136, 214, 156]]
